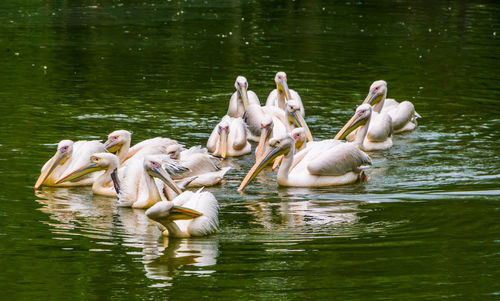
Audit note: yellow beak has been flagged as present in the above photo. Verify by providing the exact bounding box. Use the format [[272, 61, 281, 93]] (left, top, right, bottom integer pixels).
[[278, 79, 292, 101], [104, 139, 120, 153], [238, 143, 286, 191], [255, 126, 271, 161], [168, 205, 203, 220], [334, 112, 367, 140], [55, 162, 104, 184], [34, 151, 65, 191], [219, 129, 228, 159], [362, 91, 382, 106], [290, 111, 313, 142], [149, 166, 183, 195], [238, 86, 249, 110]]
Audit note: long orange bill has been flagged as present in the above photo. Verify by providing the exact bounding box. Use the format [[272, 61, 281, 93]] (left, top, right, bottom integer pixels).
[[255, 127, 271, 161], [168, 205, 203, 220], [150, 166, 183, 195], [55, 162, 103, 184], [279, 79, 292, 101], [34, 151, 65, 191], [238, 86, 249, 110], [334, 112, 366, 140], [290, 111, 313, 142], [238, 144, 284, 192], [271, 155, 284, 171], [219, 129, 228, 159]]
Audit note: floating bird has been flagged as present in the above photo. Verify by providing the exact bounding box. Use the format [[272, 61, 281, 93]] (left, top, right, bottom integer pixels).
[[34, 139, 105, 190], [104, 130, 178, 166], [166, 144, 231, 186], [55, 152, 122, 196], [207, 116, 251, 158], [363, 80, 420, 133], [265, 71, 305, 116], [146, 188, 219, 238], [227, 76, 261, 118], [239, 105, 373, 190], [254, 100, 313, 161], [109, 154, 189, 208]]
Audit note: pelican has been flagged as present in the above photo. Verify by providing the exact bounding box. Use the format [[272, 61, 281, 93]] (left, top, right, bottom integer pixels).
[[363, 80, 420, 133], [265, 71, 305, 116], [34, 139, 105, 190], [145, 188, 219, 238], [108, 154, 189, 208], [239, 105, 373, 190], [271, 127, 308, 170], [254, 100, 313, 160], [104, 130, 178, 166], [166, 144, 231, 186], [55, 153, 122, 196], [207, 116, 251, 158], [227, 76, 261, 118]]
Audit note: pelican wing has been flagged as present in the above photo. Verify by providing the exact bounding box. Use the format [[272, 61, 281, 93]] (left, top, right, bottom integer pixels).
[[243, 104, 264, 137], [389, 101, 416, 131], [126, 137, 178, 161], [175, 189, 219, 237], [306, 143, 372, 176]]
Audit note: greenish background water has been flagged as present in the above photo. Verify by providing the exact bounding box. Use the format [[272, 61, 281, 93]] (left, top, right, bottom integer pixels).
[[0, 0, 499, 299]]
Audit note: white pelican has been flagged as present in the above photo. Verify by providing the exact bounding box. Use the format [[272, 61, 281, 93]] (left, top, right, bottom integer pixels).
[[104, 130, 178, 166], [146, 188, 219, 238], [271, 127, 308, 170], [227, 76, 261, 118], [207, 115, 251, 158], [254, 100, 313, 160], [239, 105, 373, 190], [110, 154, 189, 208], [55, 153, 122, 196], [363, 80, 421, 133], [34, 139, 105, 190], [166, 144, 231, 186], [265, 71, 305, 116]]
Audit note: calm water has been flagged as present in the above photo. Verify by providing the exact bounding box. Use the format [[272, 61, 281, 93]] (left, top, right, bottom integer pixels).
[[0, 0, 499, 299]]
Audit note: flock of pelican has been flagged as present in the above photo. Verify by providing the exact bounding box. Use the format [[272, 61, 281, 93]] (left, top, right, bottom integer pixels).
[[35, 73, 420, 238]]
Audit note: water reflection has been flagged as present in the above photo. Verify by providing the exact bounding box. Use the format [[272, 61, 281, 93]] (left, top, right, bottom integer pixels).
[[35, 188, 219, 284]]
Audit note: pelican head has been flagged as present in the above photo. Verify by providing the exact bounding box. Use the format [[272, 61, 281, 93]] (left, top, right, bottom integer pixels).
[[34, 140, 74, 190], [146, 200, 203, 225], [217, 117, 231, 159], [144, 155, 183, 195], [362, 80, 387, 112], [166, 144, 182, 160], [238, 135, 294, 191], [104, 130, 131, 153], [291, 127, 306, 151], [286, 99, 313, 141], [274, 71, 292, 101], [334, 104, 372, 140], [55, 152, 119, 184], [255, 115, 273, 160], [234, 76, 249, 110]]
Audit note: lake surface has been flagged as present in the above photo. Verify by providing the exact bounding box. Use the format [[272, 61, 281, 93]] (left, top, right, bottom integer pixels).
[[0, 0, 499, 299]]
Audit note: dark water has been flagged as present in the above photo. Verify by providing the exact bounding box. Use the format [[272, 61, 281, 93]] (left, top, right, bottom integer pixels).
[[1, 0, 499, 299]]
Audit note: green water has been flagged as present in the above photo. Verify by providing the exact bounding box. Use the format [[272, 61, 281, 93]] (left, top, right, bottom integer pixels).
[[1, 0, 499, 299]]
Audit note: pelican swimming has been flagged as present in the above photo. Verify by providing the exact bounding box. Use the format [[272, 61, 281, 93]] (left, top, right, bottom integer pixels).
[[265, 71, 305, 116], [104, 130, 178, 166], [207, 115, 251, 158], [145, 188, 219, 238], [55, 153, 122, 196], [166, 144, 231, 186], [34, 139, 105, 190], [227, 76, 261, 118], [363, 80, 420, 133], [107, 154, 190, 208], [254, 100, 313, 160], [239, 105, 373, 190]]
